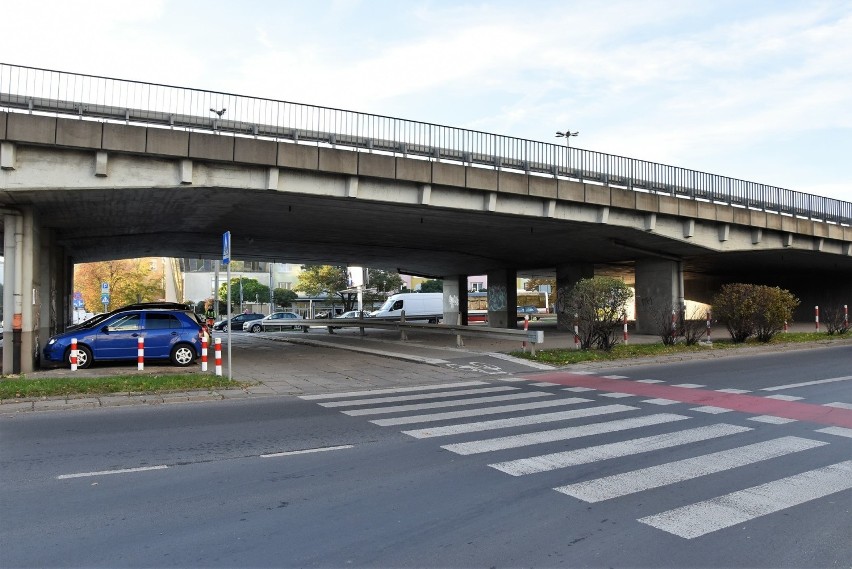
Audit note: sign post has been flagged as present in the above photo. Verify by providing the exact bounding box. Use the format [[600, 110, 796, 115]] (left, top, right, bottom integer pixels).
[[100, 282, 110, 312], [222, 232, 232, 381]]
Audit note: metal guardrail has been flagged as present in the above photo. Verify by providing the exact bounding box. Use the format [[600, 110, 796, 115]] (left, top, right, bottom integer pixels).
[[1, 63, 849, 225], [295, 318, 541, 352]]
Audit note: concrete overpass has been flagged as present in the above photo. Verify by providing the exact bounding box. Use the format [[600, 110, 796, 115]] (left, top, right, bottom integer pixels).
[[1, 64, 850, 373]]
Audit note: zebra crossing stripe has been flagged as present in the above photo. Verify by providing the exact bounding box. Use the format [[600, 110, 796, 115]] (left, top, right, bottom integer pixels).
[[342, 391, 551, 416], [299, 381, 487, 400], [491, 423, 750, 476], [824, 402, 852, 410], [370, 398, 598, 427], [402, 404, 636, 439], [556, 436, 825, 502], [442, 413, 690, 456], [318, 386, 518, 407], [638, 460, 852, 539], [816, 426, 852, 438]]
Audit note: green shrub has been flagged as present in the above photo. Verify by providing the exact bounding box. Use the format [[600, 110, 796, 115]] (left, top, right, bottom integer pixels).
[[712, 284, 799, 343], [565, 277, 633, 351]]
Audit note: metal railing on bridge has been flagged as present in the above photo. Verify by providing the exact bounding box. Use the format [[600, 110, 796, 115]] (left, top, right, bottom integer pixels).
[[1, 63, 849, 225]]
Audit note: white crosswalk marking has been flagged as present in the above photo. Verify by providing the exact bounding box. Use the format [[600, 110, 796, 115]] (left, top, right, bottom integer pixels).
[[318, 386, 518, 407], [299, 381, 487, 400], [599, 392, 634, 398], [749, 415, 797, 424], [563, 387, 595, 392], [401, 404, 636, 439], [442, 413, 690, 456], [637, 379, 665, 383], [556, 436, 825, 502], [370, 398, 596, 427], [643, 398, 680, 405], [764, 394, 803, 401], [760, 375, 852, 391], [491, 423, 751, 476], [816, 426, 852, 438], [824, 402, 852, 410], [638, 460, 852, 539], [690, 406, 732, 414], [342, 391, 551, 416], [673, 383, 705, 389], [716, 388, 751, 394]]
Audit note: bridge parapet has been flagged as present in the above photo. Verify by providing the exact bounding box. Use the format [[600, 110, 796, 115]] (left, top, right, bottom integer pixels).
[[1, 63, 850, 226]]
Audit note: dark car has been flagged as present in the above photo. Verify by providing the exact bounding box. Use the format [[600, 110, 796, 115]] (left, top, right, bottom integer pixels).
[[517, 305, 542, 320], [212, 313, 264, 332], [43, 308, 203, 369], [65, 302, 194, 333]]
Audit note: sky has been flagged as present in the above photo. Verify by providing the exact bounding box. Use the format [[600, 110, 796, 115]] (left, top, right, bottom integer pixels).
[[1, 0, 850, 202]]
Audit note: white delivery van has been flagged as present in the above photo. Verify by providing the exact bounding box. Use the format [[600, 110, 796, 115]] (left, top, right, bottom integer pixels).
[[370, 292, 443, 323]]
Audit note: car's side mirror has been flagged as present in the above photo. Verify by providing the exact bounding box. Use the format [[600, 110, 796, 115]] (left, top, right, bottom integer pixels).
[[101, 326, 110, 333]]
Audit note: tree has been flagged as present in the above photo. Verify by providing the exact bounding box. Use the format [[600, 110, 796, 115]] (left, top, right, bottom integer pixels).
[[712, 283, 799, 343], [565, 277, 632, 351], [367, 269, 404, 294], [75, 259, 165, 312], [217, 278, 270, 309], [295, 265, 357, 311], [419, 279, 443, 293], [273, 288, 298, 308]]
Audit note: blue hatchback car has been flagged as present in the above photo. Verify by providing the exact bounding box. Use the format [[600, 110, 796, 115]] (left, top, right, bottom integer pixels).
[[43, 309, 204, 369]]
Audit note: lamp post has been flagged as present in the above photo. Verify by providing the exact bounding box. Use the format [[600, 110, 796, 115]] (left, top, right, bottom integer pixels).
[[555, 129, 579, 147], [210, 108, 226, 132], [555, 130, 579, 174]]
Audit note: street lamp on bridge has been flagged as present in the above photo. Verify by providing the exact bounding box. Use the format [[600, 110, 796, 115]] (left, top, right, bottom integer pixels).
[[555, 129, 579, 147]]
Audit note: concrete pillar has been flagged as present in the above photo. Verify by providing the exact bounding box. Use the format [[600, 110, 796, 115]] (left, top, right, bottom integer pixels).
[[442, 276, 461, 325], [635, 258, 684, 335], [2, 208, 42, 373], [443, 275, 469, 325], [555, 263, 594, 331], [487, 269, 517, 328]]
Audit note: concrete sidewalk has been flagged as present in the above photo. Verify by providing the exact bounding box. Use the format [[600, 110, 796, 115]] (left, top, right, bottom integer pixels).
[[2, 322, 849, 413]]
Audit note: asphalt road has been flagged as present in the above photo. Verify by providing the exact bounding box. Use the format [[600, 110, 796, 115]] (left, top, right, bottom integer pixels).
[[1, 344, 850, 568]]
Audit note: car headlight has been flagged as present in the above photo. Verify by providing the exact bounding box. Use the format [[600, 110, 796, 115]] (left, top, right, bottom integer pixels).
[[48, 338, 56, 345]]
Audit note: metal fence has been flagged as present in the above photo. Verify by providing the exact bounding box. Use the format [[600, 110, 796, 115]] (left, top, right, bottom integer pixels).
[[2, 63, 849, 225]]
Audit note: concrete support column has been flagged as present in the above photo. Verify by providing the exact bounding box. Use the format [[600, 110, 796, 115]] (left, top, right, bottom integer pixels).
[[487, 269, 517, 328], [2, 208, 42, 374], [555, 263, 594, 331], [635, 258, 684, 335], [442, 275, 469, 325]]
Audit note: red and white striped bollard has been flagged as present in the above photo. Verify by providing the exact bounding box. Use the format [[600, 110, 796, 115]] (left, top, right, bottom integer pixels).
[[706, 311, 712, 342], [201, 335, 208, 372], [815, 305, 819, 332], [137, 337, 144, 371], [623, 312, 628, 344], [214, 338, 222, 376], [522, 315, 529, 352], [70, 338, 78, 371], [844, 304, 849, 330], [573, 312, 580, 350]]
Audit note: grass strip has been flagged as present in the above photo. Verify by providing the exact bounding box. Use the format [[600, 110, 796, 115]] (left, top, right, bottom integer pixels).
[[0, 373, 245, 400], [511, 331, 851, 366]]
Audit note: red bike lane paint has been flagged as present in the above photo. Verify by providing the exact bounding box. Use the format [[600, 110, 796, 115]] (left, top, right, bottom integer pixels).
[[523, 372, 852, 429]]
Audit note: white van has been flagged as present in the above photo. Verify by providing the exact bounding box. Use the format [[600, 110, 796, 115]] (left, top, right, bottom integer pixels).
[[370, 292, 443, 323]]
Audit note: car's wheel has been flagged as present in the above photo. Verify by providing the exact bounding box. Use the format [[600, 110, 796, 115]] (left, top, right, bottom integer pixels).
[[249, 323, 262, 333], [221, 324, 229, 332], [66, 345, 93, 369], [170, 344, 196, 367]]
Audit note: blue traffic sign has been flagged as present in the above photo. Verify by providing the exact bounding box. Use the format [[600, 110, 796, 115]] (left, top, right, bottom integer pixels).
[[101, 293, 110, 304], [101, 282, 109, 292], [222, 231, 231, 265]]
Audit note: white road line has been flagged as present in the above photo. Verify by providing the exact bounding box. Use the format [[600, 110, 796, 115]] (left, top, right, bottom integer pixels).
[[57, 465, 168, 480], [637, 379, 665, 384], [299, 381, 487, 400], [638, 460, 852, 539], [716, 388, 751, 394], [599, 392, 634, 398], [749, 415, 797, 424], [370, 398, 597, 427], [764, 394, 803, 401], [442, 413, 690, 456], [261, 445, 353, 458], [760, 375, 852, 392], [563, 387, 596, 392], [530, 382, 558, 387], [556, 436, 825, 502], [816, 426, 852, 438], [672, 383, 705, 389], [318, 386, 518, 407], [690, 406, 732, 414], [824, 402, 852, 410], [492, 423, 750, 476], [402, 404, 636, 439], [342, 392, 551, 416], [643, 398, 680, 406], [486, 352, 554, 370], [602, 375, 628, 379]]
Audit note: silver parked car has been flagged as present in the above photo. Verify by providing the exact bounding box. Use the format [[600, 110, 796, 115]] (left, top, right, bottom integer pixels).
[[247, 311, 303, 332]]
